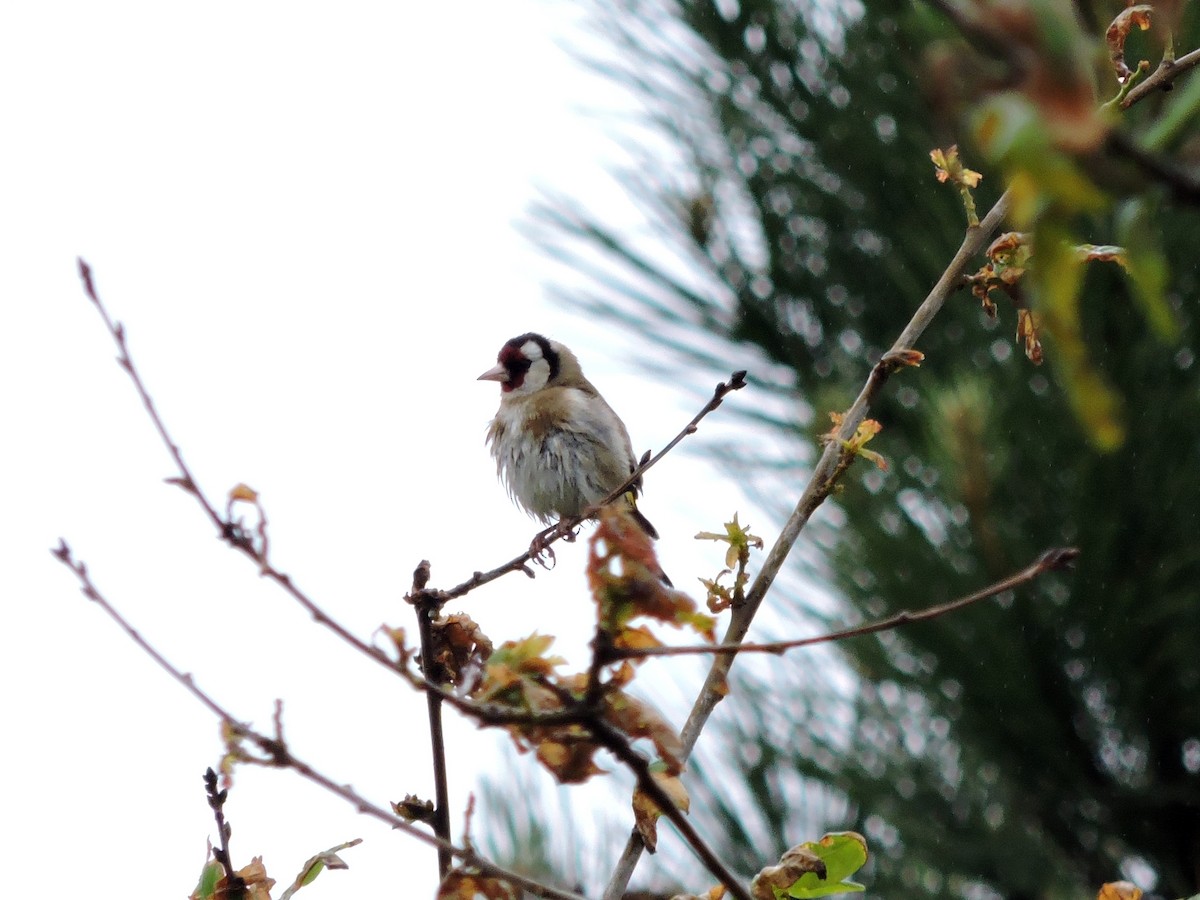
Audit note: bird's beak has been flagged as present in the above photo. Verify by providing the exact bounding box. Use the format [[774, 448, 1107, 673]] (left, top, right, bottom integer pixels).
[[477, 363, 509, 383]]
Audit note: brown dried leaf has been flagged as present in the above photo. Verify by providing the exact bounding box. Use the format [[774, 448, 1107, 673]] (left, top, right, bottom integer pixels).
[[1106, 6, 1153, 84], [1016, 308, 1044, 365], [437, 872, 520, 900], [536, 740, 604, 783], [608, 660, 637, 688], [430, 612, 493, 689], [1098, 882, 1143, 900], [984, 0, 1106, 151], [986, 231, 1030, 261], [1077, 244, 1128, 267], [632, 786, 662, 852], [633, 769, 690, 853], [700, 575, 735, 613], [751, 845, 827, 900], [590, 507, 717, 642], [614, 624, 664, 653], [475, 633, 566, 705], [392, 794, 435, 823], [604, 692, 684, 773], [228, 483, 259, 503], [234, 857, 276, 900], [1025, 67, 1106, 153]]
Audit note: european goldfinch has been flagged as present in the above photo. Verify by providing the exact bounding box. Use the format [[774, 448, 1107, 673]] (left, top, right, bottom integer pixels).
[[478, 332, 662, 543]]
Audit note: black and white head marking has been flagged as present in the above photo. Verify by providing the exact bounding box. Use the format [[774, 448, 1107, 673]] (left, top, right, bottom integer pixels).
[[497, 332, 559, 394]]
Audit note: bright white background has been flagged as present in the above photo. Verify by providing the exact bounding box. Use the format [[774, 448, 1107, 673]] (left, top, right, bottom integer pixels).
[[0, 3, 791, 897]]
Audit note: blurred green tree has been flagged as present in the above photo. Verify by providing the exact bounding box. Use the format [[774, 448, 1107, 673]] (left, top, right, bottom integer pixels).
[[522, 0, 1200, 897]]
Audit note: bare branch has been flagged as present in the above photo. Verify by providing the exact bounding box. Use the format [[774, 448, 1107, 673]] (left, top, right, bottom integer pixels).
[[76, 258, 746, 632], [410, 561, 453, 879], [589, 717, 753, 900], [687, 192, 1012, 736], [436, 370, 747, 602], [203, 767, 243, 891], [613, 547, 1079, 660], [76, 260, 404, 678], [1122, 45, 1200, 108], [1107, 130, 1200, 205], [50, 540, 586, 900], [601, 191, 1014, 900], [921, 0, 1028, 72]]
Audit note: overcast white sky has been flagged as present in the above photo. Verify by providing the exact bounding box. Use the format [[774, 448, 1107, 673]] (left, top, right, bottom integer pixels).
[[0, 3, 806, 897]]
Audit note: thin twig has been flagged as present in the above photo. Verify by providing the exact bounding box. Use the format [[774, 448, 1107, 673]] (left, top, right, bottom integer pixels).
[[589, 717, 753, 900], [601, 192, 1013, 900], [396, 613, 749, 895], [1106, 130, 1200, 204], [691, 194, 1012, 743], [409, 561, 453, 879], [1121, 45, 1200, 108], [601, 25, 1200, 897], [921, 0, 1026, 70], [436, 370, 748, 601], [613, 547, 1079, 660], [77, 259, 403, 679], [204, 767, 243, 891], [50, 540, 586, 900], [79, 257, 744, 621]]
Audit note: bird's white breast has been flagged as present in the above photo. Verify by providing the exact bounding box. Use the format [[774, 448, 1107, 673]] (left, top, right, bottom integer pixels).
[[487, 387, 631, 522]]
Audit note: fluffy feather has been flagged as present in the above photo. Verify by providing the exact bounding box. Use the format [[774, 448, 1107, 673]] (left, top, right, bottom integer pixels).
[[479, 333, 660, 539]]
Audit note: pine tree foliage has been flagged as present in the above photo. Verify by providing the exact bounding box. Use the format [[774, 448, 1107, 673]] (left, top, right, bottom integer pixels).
[[526, 0, 1200, 896]]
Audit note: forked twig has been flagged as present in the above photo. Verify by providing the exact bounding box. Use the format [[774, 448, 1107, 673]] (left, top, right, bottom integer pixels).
[[77, 258, 402, 676], [601, 191, 1013, 900], [77, 255, 743, 619], [50, 539, 586, 900], [409, 561, 453, 879], [203, 768, 243, 890], [612, 547, 1079, 660], [436, 370, 747, 601], [1121, 45, 1200, 108]]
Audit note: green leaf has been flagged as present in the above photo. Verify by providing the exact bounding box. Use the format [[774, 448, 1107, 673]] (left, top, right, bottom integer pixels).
[[278, 839, 362, 900], [1032, 224, 1126, 451], [785, 832, 869, 898], [1116, 199, 1178, 342], [972, 95, 1106, 227], [192, 858, 224, 900]]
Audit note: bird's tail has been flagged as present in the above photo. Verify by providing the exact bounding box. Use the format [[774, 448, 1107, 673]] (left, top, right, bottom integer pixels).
[[622, 491, 660, 540], [621, 492, 670, 585]]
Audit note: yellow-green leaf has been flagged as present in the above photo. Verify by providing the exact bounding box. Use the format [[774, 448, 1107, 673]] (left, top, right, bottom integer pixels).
[[752, 833, 869, 900], [1117, 199, 1178, 342], [1031, 225, 1126, 451]]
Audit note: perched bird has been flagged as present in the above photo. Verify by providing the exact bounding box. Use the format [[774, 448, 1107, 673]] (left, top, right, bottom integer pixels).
[[478, 332, 664, 546]]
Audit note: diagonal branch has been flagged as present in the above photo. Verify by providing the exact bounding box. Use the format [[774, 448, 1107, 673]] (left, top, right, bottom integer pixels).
[[434, 370, 747, 602], [409, 562, 453, 880], [598, 24, 1197, 898], [601, 190, 1013, 900], [203, 767, 243, 891], [612, 547, 1079, 660], [77, 258, 403, 678], [590, 717, 753, 900], [1106, 130, 1200, 205], [78, 257, 745, 616], [1121, 45, 1200, 108], [51, 539, 586, 900]]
